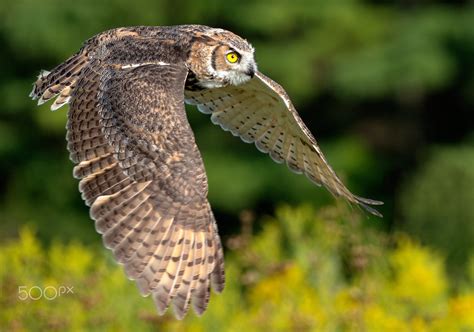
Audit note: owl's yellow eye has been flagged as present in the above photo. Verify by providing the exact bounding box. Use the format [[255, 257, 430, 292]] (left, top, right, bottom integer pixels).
[[226, 52, 240, 63]]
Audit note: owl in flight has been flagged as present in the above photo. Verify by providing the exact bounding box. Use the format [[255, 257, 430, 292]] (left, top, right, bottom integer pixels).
[[30, 25, 382, 319]]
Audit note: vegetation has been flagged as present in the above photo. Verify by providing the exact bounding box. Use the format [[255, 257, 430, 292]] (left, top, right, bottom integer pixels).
[[1, 206, 473, 331], [401, 145, 474, 277]]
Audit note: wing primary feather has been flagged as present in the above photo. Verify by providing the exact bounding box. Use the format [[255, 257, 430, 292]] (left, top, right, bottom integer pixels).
[[151, 225, 184, 315], [122, 211, 163, 279], [210, 228, 225, 293], [136, 219, 176, 296], [113, 203, 155, 262], [168, 228, 192, 303], [187, 71, 383, 217], [179, 234, 200, 319], [99, 192, 149, 236], [172, 230, 196, 319], [191, 231, 210, 315], [148, 218, 183, 291], [91, 181, 152, 230], [126, 213, 171, 281]]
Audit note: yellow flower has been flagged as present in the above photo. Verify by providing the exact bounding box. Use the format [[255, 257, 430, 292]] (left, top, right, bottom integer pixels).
[[363, 305, 408, 332], [390, 236, 447, 310]]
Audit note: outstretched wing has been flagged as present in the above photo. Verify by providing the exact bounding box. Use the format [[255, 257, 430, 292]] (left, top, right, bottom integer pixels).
[[32, 59, 225, 319], [185, 71, 383, 216]]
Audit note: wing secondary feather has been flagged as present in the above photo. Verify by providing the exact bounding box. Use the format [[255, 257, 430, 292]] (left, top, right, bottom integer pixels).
[[32, 57, 225, 319], [185, 71, 383, 216]]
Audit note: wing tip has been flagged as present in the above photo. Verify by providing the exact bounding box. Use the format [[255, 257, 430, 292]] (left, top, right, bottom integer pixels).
[[212, 283, 225, 294], [153, 290, 172, 317], [354, 195, 384, 206], [171, 300, 189, 320], [30, 70, 52, 100], [29, 85, 37, 99], [354, 195, 384, 218]]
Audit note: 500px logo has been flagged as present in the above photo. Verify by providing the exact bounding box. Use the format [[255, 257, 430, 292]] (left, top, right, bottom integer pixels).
[[18, 286, 74, 301]]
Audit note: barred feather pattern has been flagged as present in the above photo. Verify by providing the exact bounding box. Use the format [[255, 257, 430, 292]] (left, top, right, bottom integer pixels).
[[31, 43, 225, 319], [31, 25, 383, 320], [30, 51, 90, 110], [185, 72, 383, 216]]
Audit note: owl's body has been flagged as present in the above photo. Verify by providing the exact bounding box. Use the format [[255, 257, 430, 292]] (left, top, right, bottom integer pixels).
[[30, 25, 382, 319]]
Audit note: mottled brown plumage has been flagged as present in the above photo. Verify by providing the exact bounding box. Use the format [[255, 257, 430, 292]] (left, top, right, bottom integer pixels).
[[30, 25, 382, 319]]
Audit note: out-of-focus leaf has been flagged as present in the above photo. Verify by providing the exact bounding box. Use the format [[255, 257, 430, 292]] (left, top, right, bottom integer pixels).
[[400, 145, 474, 275]]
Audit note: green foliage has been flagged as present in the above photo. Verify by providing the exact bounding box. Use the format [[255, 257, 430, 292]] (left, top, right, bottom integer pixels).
[[0, 226, 154, 331], [400, 145, 474, 275], [2, 206, 473, 331]]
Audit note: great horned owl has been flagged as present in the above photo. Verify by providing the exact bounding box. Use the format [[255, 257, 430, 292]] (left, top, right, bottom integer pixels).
[[30, 25, 382, 319]]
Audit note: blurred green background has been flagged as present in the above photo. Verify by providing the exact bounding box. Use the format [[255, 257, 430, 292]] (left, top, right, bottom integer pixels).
[[1, 0, 473, 331]]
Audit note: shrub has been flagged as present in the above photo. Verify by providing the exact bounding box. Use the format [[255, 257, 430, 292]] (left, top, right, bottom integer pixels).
[[400, 145, 474, 276], [1, 206, 473, 331]]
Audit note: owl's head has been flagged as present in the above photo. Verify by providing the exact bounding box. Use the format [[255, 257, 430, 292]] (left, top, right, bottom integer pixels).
[[192, 28, 257, 89]]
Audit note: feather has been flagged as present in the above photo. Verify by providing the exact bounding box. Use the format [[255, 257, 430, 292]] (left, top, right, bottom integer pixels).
[[186, 71, 383, 216]]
